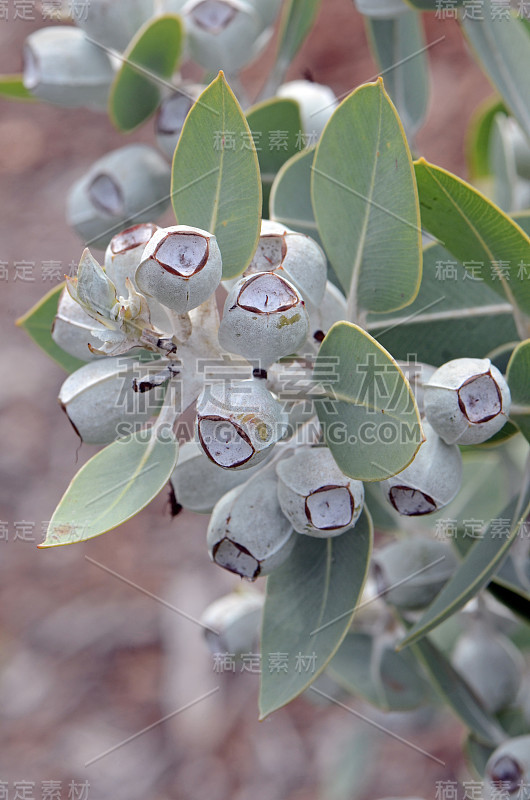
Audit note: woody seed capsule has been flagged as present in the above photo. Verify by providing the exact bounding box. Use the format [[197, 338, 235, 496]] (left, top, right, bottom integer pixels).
[[486, 737, 530, 797], [200, 590, 264, 654]]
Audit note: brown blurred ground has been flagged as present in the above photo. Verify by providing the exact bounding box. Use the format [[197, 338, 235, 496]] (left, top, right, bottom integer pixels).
[[0, 2, 495, 798]]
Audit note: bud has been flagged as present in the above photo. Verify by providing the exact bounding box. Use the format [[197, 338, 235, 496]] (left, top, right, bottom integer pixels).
[[486, 736, 530, 798], [451, 627, 524, 713], [379, 422, 462, 516], [372, 537, 458, 611], [58, 357, 166, 444], [74, 0, 155, 53], [67, 145, 171, 250], [170, 440, 263, 513], [353, 0, 410, 17], [155, 85, 204, 161], [183, 0, 271, 73], [277, 80, 338, 139], [276, 446, 364, 537], [218, 272, 309, 370], [424, 358, 511, 446], [135, 224, 222, 314], [207, 467, 295, 579], [23, 27, 114, 109], [52, 287, 107, 361], [238, 219, 327, 308], [201, 590, 264, 654], [196, 378, 288, 470]]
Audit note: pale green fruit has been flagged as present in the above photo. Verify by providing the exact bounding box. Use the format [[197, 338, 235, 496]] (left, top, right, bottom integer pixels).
[[169, 440, 263, 513], [52, 287, 106, 361], [201, 590, 264, 654], [104, 222, 159, 297], [353, 0, 410, 17], [424, 358, 511, 446], [196, 378, 288, 470], [372, 537, 458, 611], [136, 224, 222, 313], [451, 627, 524, 713], [380, 422, 462, 516], [183, 0, 271, 73], [276, 447, 364, 537], [239, 219, 327, 308], [277, 80, 337, 139], [218, 272, 309, 371], [155, 85, 205, 161], [398, 361, 437, 418], [245, 0, 282, 27], [207, 468, 294, 579], [58, 357, 166, 443], [486, 736, 530, 797], [74, 0, 155, 52], [23, 27, 114, 109], [67, 145, 171, 250]]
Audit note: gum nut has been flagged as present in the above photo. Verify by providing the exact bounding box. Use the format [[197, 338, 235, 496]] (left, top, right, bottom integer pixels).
[[52, 287, 107, 361], [104, 222, 159, 297], [200, 590, 264, 654], [372, 537, 458, 611], [183, 0, 269, 73], [221, 219, 293, 294], [74, 0, 155, 53], [276, 447, 364, 537], [379, 421, 463, 516], [218, 272, 309, 371], [308, 281, 347, 344], [353, 0, 410, 17], [135, 224, 222, 313], [244, 0, 282, 27], [277, 80, 338, 139], [451, 629, 524, 713], [424, 357, 511, 446], [244, 220, 327, 308], [155, 85, 204, 161], [206, 468, 295, 579], [169, 440, 263, 513], [486, 737, 530, 797], [58, 357, 167, 444], [196, 378, 288, 470], [23, 27, 115, 110], [67, 145, 171, 251]]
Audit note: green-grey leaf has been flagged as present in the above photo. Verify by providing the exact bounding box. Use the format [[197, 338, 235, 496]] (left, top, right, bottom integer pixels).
[[366, 241, 518, 366], [328, 631, 430, 711], [490, 112, 518, 212], [40, 431, 179, 546], [313, 322, 423, 481], [0, 74, 37, 101], [259, 511, 373, 719], [264, 0, 323, 92], [460, 3, 530, 139], [513, 210, 530, 236], [466, 96, 507, 180], [507, 339, 530, 445], [406, 632, 505, 746], [171, 72, 262, 280], [109, 14, 183, 133], [270, 147, 323, 246], [365, 11, 429, 139], [246, 98, 303, 217], [414, 158, 530, 329], [312, 79, 422, 315], [400, 467, 530, 648], [16, 283, 87, 374]]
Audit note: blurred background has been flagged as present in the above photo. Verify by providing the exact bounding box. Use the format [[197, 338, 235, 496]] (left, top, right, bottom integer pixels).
[[0, 1, 499, 797]]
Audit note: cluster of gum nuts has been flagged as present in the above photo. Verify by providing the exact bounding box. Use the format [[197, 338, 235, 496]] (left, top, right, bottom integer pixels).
[[54, 220, 512, 583]]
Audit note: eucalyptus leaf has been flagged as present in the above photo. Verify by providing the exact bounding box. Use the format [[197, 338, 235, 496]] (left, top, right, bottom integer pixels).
[[414, 158, 530, 331], [460, 3, 530, 139], [171, 72, 262, 280], [263, 0, 323, 94], [16, 283, 87, 374], [400, 467, 530, 648], [365, 11, 429, 139], [40, 430, 179, 547], [507, 339, 530, 445], [270, 147, 323, 247], [466, 96, 507, 180], [0, 74, 37, 101], [109, 14, 183, 133], [490, 113, 518, 212], [312, 79, 422, 316], [313, 322, 423, 482], [246, 98, 303, 217], [259, 511, 373, 718]]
